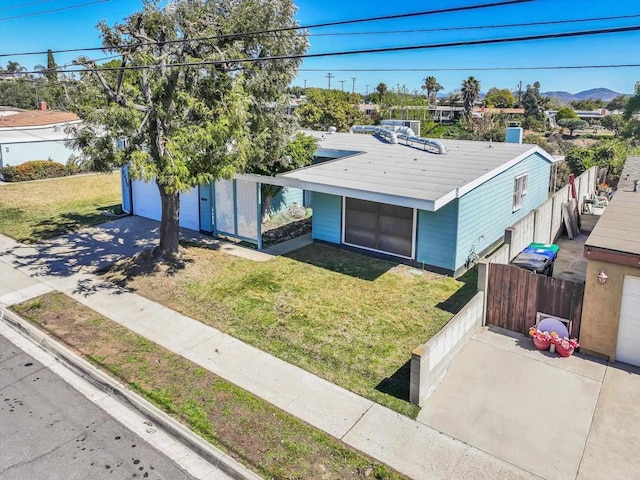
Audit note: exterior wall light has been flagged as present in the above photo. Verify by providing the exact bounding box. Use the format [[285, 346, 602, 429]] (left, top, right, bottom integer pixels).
[[597, 270, 608, 285]]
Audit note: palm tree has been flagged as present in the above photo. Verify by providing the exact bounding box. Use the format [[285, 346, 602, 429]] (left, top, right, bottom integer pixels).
[[376, 82, 388, 98], [461, 76, 481, 117], [422, 76, 443, 105]]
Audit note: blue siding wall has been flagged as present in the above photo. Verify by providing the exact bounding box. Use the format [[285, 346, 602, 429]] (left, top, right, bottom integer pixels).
[[416, 200, 458, 271], [455, 152, 551, 271], [311, 192, 342, 244], [271, 187, 304, 215]]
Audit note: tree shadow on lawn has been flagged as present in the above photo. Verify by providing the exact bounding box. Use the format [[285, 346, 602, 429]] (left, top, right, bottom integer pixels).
[[284, 243, 396, 281], [436, 268, 479, 314], [30, 211, 110, 242], [375, 360, 411, 403]]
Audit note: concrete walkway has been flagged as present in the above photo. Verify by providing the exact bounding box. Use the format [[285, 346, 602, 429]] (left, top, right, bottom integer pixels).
[[0, 230, 539, 480]]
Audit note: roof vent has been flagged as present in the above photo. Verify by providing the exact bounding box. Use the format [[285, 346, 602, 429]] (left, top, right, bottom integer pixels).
[[328, 126, 337, 134]]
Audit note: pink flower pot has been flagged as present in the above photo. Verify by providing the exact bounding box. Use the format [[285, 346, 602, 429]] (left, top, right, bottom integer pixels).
[[533, 336, 551, 350], [556, 344, 574, 357]]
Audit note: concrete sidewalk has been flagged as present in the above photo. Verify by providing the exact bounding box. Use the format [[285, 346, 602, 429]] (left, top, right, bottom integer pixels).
[[0, 232, 539, 480]]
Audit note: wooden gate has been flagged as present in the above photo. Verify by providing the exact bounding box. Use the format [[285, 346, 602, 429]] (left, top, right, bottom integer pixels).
[[486, 263, 583, 338]]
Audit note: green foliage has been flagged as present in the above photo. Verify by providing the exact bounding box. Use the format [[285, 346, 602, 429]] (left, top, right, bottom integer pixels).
[[46, 49, 57, 83], [522, 82, 549, 126], [601, 115, 628, 136], [0, 160, 73, 182], [565, 139, 628, 177], [554, 107, 578, 122], [558, 118, 589, 136], [422, 76, 443, 105], [484, 87, 514, 108], [461, 76, 480, 116], [69, 0, 307, 257], [297, 88, 368, 131], [607, 95, 628, 111], [0, 77, 67, 110], [570, 98, 606, 110], [523, 134, 553, 154]]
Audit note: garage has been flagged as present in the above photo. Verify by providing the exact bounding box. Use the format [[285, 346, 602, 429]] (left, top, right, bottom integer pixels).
[[132, 180, 200, 231], [616, 275, 640, 367], [132, 179, 161, 221], [343, 198, 414, 258], [179, 187, 200, 231]]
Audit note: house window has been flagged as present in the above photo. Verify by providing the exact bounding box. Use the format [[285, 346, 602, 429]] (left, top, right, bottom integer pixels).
[[513, 174, 528, 212]]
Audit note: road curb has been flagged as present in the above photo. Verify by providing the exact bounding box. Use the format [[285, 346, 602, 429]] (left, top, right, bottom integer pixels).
[[0, 307, 263, 480]]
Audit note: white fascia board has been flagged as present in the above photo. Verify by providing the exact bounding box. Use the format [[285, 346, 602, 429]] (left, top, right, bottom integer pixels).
[[456, 146, 552, 199], [236, 173, 436, 211]]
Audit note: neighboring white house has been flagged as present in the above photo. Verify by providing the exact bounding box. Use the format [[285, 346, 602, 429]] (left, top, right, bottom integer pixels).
[[0, 105, 81, 168]]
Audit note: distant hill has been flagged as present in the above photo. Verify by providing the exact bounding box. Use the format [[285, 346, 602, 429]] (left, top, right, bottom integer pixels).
[[543, 88, 624, 103]]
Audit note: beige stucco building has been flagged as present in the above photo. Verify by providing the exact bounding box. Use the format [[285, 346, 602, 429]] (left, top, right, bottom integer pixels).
[[580, 157, 640, 366]]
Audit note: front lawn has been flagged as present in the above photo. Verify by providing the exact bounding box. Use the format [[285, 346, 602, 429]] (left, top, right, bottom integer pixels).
[[105, 242, 478, 417], [0, 172, 121, 242], [13, 292, 405, 480]]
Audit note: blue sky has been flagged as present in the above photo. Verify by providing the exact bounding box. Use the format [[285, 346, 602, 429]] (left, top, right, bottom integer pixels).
[[1, 0, 639, 95]]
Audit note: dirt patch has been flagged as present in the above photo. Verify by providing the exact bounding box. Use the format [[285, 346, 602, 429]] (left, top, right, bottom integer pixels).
[[12, 292, 406, 480]]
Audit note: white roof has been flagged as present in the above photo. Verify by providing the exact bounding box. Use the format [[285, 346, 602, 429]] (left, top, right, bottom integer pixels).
[[0, 125, 74, 144], [276, 131, 553, 211]]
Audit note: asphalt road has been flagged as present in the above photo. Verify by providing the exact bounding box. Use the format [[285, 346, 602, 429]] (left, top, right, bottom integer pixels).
[[0, 334, 193, 480]]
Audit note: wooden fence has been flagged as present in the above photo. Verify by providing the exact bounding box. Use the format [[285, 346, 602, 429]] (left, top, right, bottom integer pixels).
[[486, 263, 583, 338]]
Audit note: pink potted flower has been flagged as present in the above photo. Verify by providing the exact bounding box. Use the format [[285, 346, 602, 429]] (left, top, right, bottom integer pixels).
[[552, 336, 579, 357], [529, 326, 553, 350]]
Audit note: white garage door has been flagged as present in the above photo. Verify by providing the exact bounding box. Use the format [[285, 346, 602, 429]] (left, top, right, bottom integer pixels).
[[179, 187, 199, 231], [132, 180, 199, 231], [132, 179, 161, 221], [616, 275, 640, 367]]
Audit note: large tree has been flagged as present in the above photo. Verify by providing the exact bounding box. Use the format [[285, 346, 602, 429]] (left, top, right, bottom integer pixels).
[[461, 76, 480, 117], [484, 87, 514, 108], [69, 0, 307, 260], [297, 88, 368, 132], [623, 82, 640, 141], [422, 76, 443, 105]]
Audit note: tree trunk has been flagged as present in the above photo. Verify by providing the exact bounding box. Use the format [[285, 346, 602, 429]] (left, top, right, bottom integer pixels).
[[262, 194, 274, 223], [157, 184, 180, 260]]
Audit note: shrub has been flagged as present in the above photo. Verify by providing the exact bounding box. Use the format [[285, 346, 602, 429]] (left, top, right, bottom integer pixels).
[[0, 160, 72, 182]]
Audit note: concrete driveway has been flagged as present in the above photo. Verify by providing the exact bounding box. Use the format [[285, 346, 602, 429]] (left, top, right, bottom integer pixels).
[[418, 327, 640, 480], [0, 216, 271, 280]]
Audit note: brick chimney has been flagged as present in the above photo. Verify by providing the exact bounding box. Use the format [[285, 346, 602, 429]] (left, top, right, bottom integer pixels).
[[38, 101, 47, 111]]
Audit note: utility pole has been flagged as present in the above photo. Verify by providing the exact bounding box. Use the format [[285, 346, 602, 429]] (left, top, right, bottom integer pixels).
[[517, 80, 523, 107], [325, 72, 334, 90], [303, 79, 307, 90], [351, 77, 357, 94], [365, 84, 370, 95], [339, 80, 346, 91]]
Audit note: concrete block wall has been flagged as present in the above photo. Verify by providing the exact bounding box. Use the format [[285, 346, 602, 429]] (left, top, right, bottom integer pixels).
[[410, 292, 484, 406], [505, 214, 535, 261], [533, 198, 553, 243]]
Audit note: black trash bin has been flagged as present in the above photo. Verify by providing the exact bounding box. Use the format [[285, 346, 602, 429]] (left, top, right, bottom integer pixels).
[[510, 252, 553, 276]]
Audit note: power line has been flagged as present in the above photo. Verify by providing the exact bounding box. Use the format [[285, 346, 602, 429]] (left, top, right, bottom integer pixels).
[[306, 13, 640, 37], [34, 24, 640, 75], [0, 0, 109, 21], [0, 0, 534, 56], [0, 0, 50, 12], [298, 64, 640, 72]]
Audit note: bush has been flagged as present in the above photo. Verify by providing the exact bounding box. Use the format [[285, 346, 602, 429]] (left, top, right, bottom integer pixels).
[[0, 160, 72, 182]]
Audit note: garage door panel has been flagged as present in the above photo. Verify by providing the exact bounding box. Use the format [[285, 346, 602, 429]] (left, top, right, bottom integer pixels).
[[616, 275, 640, 367], [378, 234, 412, 258], [132, 180, 161, 221], [179, 187, 199, 231]]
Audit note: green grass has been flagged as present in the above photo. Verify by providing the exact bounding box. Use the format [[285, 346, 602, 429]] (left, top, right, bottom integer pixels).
[[12, 292, 406, 480], [107, 243, 478, 417], [0, 172, 121, 242]]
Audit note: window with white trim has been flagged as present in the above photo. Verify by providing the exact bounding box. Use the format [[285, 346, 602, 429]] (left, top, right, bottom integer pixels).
[[513, 174, 528, 212]]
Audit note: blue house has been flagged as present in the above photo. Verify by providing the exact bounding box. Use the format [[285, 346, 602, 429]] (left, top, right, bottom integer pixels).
[[122, 126, 554, 276]]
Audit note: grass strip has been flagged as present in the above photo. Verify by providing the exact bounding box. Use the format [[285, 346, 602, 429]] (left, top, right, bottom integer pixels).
[[0, 172, 121, 242], [12, 292, 407, 480], [104, 242, 477, 418]]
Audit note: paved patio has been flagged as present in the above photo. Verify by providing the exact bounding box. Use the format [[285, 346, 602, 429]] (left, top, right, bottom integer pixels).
[[553, 213, 600, 282], [418, 327, 640, 480]]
